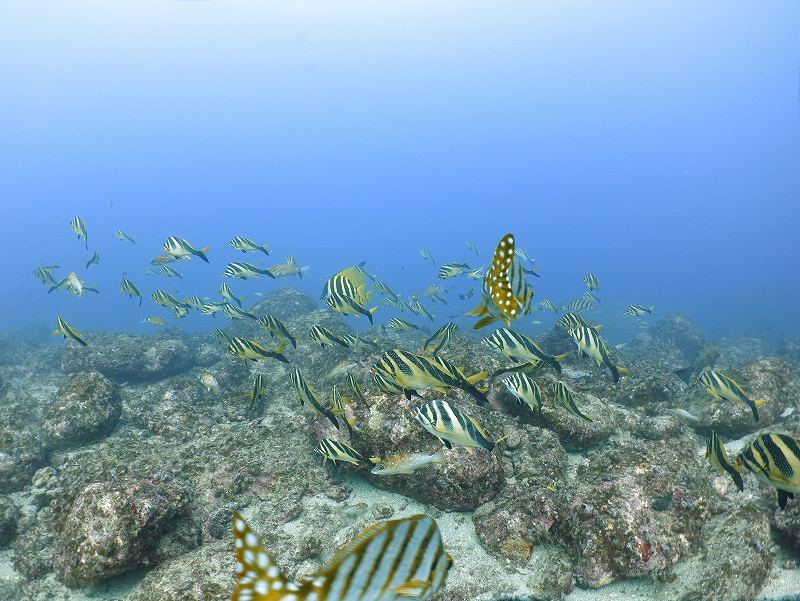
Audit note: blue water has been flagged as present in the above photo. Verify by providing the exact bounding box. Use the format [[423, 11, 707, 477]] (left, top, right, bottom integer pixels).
[[1, 2, 799, 342]]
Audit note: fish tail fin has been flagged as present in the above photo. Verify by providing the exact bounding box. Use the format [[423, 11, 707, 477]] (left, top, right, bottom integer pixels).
[[194, 246, 210, 263], [466, 303, 487, 317], [85, 286, 100, 294], [673, 366, 693, 384], [472, 315, 496, 330], [231, 513, 291, 601]]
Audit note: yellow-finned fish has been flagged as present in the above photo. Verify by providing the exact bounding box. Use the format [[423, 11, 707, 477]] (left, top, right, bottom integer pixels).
[[85, 251, 100, 269], [502, 372, 542, 414], [538, 299, 561, 313], [569, 326, 628, 383], [200, 372, 220, 394], [323, 265, 373, 305], [119, 277, 143, 306], [370, 450, 446, 476], [316, 438, 371, 466], [162, 236, 210, 263], [437, 263, 472, 280], [419, 248, 436, 264], [705, 431, 743, 492], [325, 290, 377, 324], [224, 262, 274, 280], [625, 304, 654, 317], [387, 317, 420, 331], [229, 236, 270, 255], [467, 233, 533, 329], [223, 303, 257, 320], [736, 432, 800, 509], [49, 272, 99, 297], [150, 252, 179, 265], [183, 296, 206, 309], [583, 273, 600, 291], [290, 369, 339, 430], [230, 512, 451, 601], [409, 297, 434, 322], [556, 312, 601, 332], [228, 337, 288, 363], [267, 256, 305, 279], [330, 384, 355, 433], [257, 315, 297, 348], [115, 229, 135, 243], [33, 265, 60, 286], [347, 372, 366, 403], [373, 280, 399, 300], [173, 305, 189, 319], [421, 322, 457, 355], [219, 282, 243, 307], [151, 289, 187, 310], [70, 216, 88, 249], [465, 267, 484, 280], [143, 317, 166, 326], [697, 370, 766, 422], [551, 381, 592, 421], [338, 333, 380, 352], [211, 329, 232, 346], [480, 328, 563, 373], [564, 294, 595, 314], [373, 349, 488, 405], [466, 240, 479, 256], [414, 399, 498, 453], [310, 325, 350, 348], [201, 302, 226, 317], [158, 264, 183, 279], [53, 316, 87, 346], [248, 373, 269, 411], [373, 370, 407, 395], [423, 285, 448, 305]]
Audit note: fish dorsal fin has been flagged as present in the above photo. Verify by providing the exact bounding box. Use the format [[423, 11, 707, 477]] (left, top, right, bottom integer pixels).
[[231, 512, 290, 600]]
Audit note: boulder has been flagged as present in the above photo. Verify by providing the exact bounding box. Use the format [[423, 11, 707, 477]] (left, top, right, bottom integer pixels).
[[0, 496, 19, 546]]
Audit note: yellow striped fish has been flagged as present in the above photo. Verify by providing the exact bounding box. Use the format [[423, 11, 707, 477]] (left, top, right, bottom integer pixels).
[[421, 323, 457, 355], [310, 325, 350, 348], [347, 372, 366, 403], [223, 304, 257, 321], [316, 438, 371, 466], [705, 431, 743, 492], [467, 233, 533, 329], [373, 349, 488, 405], [220, 282, 243, 307], [736, 432, 800, 509], [225, 262, 275, 280], [625, 304, 654, 317], [248, 373, 269, 411], [290, 369, 340, 430], [267, 256, 305, 279], [698, 370, 766, 422], [53, 316, 87, 347], [583, 273, 600, 291], [551, 382, 592, 421], [373, 370, 407, 395], [159, 264, 182, 279], [387, 318, 420, 331], [230, 236, 270, 255], [257, 315, 297, 348], [85, 251, 100, 269], [556, 312, 600, 332], [228, 338, 288, 363], [33, 265, 59, 286], [569, 326, 628, 383], [502, 372, 542, 413], [119, 277, 142, 306], [231, 512, 451, 601], [326, 291, 377, 324], [480, 328, 563, 373], [437, 263, 471, 280], [114, 229, 135, 243], [414, 399, 497, 453], [70, 216, 88, 249], [162, 236, 210, 263]]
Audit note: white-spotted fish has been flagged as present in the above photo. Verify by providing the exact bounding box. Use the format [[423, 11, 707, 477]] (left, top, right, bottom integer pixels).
[[230, 512, 451, 601]]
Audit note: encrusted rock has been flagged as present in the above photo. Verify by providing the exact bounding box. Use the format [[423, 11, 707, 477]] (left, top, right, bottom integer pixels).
[[0, 495, 19, 546], [0, 427, 46, 494], [43, 370, 121, 450], [12, 507, 58, 579], [627, 315, 705, 366], [52, 479, 190, 587]]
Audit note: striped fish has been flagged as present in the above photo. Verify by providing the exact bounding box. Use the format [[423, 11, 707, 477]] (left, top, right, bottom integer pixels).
[[480, 328, 563, 373], [290, 369, 339, 430], [201, 302, 227, 317], [53, 316, 87, 347], [409, 298, 434, 322], [339, 334, 381, 352], [564, 295, 594, 314], [705, 431, 743, 492], [70, 216, 88, 249], [373, 349, 488, 405], [228, 337, 288, 363], [49, 272, 99, 297], [373, 370, 407, 395], [465, 267, 484, 280], [502, 372, 542, 413], [387, 318, 420, 332], [229, 236, 270, 255], [414, 399, 496, 453], [583, 273, 600, 291], [183, 296, 206, 309], [119, 277, 143, 306], [423, 285, 447, 305], [347, 372, 366, 403], [736, 432, 800, 509], [159, 264, 182, 279], [467, 233, 533, 329], [267, 256, 304, 279], [466, 240, 479, 256], [33, 265, 59, 286], [162, 236, 210, 263], [212, 328, 233, 346], [323, 265, 372, 305], [225, 262, 275, 280], [150, 252, 179, 265], [173, 305, 189, 319], [220, 282, 243, 307], [152, 289, 187, 309], [697, 370, 766, 422], [258, 315, 297, 348], [437, 263, 471, 280], [230, 512, 451, 601], [248, 373, 269, 411], [421, 323, 457, 355], [551, 381, 592, 421], [326, 291, 377, 324], [224, 303, 258, 320], [310, 325, 350, 348], [538, 299, 561, 313], [556, 312, 600, 332], [331, 384, 355, 435], [569, 326, 628, 383], [419, 248, 435, 264], [373, 280, 398, 300], [85, 251, 100, 269], [316, 438, 370, 466], [625, 304, 654, 317], [114, 229, 135, 243]]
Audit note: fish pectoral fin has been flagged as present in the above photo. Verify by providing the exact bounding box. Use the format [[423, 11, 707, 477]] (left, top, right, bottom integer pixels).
[[466, 304, 487, 317], [393, 578, 433, 598], [473, 315, 496, 329]]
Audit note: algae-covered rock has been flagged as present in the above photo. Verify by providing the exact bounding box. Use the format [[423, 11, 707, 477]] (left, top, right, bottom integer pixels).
[[43, 370, 121, 450], [562, 436, 711, 587], [0, 427, 46, 493], [0, 495, 19, 546], [676, 357, 800, 437], [778, 338, 800, 366], [12, 506, 58, 579], [627, 314, 705, 366], [60, 332, 195, 381], [127, 541, 233, 601], [52, 479, 190, 587]]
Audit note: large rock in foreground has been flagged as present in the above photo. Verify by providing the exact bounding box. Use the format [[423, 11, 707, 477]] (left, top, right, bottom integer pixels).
[[43, 370, 121, 450], [53, 479, 190, 588]]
